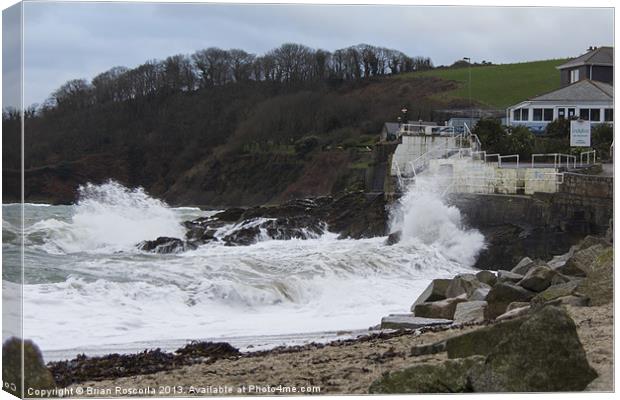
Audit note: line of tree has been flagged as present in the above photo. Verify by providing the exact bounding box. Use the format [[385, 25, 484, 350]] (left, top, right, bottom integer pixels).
[[37, 43, 432, 112]]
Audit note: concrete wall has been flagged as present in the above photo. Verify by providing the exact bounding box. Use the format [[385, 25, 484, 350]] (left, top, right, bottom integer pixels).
[[425, 158, 559, 195], [390, 135, 458, 176], [560, 173, 613, 199]]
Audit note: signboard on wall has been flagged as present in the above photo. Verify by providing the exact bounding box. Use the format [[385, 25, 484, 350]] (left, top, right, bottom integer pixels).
[[570, 120, 591, 147]]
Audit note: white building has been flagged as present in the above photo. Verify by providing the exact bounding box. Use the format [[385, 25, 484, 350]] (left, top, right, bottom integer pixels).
[[506, 79, 613, 134]]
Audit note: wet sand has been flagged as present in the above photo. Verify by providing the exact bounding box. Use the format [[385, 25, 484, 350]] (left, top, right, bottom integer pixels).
[[69, 302, 612, 395]]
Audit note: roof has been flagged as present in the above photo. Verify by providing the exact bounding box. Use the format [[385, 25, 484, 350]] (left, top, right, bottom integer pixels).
[[528, 79, 613, 102], [556, 46, 613, 70], [383, 121, 437, 134]]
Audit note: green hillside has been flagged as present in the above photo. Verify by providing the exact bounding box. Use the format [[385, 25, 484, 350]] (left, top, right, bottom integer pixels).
[[397, 59, 569, 109]]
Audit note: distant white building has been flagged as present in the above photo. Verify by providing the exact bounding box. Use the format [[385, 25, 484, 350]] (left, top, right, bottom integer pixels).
[[506, 79, 613, 134]]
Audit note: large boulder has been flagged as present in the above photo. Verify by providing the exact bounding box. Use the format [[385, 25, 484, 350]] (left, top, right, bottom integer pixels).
[[368, 356, 485, 393], [511, 257, 535, 275], [453, 301, 488, 324], [475, 270, 497, 286], [445, 274, 490, 298], [517, 264, 555, 292], [380, 314, 452, 330], [413, 295, 468, 320], [557, 244, 608, 277], [445, 318, 526, 359], [530, 281, 579, 308], [2, 338, 55, 397], [577, 247, 613, 306], [468, 306, 598, 392], [468, 287, 490, 301], [496, 270, 523, 284], [485, 282, 535, 319], [411, 279, 451, 308]]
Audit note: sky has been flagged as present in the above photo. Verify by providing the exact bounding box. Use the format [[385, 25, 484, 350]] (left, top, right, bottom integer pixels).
[[2, 2, 615, 108]]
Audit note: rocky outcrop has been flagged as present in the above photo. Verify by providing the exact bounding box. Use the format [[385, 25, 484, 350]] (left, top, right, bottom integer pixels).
[[138, 191, 388, 252], [2, 338, 56, 397], [137, 237, 198, 253]]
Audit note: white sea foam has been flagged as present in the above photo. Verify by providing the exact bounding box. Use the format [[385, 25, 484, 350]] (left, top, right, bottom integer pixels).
[[5, 179, 486, 357]]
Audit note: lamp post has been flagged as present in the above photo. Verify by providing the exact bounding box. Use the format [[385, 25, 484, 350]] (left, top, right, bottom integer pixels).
[[463, 57, 472, 125]]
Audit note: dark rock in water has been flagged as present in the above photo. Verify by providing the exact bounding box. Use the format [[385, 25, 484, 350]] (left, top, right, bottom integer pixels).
[[485, 282, 536, 319], [223, 225, 261, 246], [48, 341, 240, 387], [177, 191, 388, 250], [211, 207, 246, 222], [385, 231, 402, 245], [137, 237, 197, 253], [3, 338, 56, 396], [411, 279, 451, 308], [368, 356, 485, 393], [468, 306, 598, 392]]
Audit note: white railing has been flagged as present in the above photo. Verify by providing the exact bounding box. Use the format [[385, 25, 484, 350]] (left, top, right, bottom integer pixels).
[[579, 150, 596, 166], [498, 154, 520, 169], [531, 153, 576, 169]]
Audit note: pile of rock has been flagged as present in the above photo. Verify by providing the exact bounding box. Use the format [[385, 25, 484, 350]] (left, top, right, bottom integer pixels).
[[372, 234, 612, 393], [380, 235, 612, 330], [370, 306, 598, 393]]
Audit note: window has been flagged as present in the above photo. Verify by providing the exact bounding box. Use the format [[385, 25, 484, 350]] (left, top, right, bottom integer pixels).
[[558, 108, 566, 119], [568, 108, 576, 118], [570, 69, 580, 83], [590, 108, 601, 122], [579, 109, 590, 120], [604, 108, 613, 122], [512, 108, 529, 121], [543, 109, 554, 121], [533, 108, 543, 121], [521, 109, 529, 121]]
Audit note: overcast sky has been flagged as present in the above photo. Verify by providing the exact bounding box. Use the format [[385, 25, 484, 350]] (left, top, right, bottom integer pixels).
[[2, 2, 614, 108]]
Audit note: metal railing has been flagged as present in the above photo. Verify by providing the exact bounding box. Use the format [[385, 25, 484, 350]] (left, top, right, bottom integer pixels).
[[531, 153, 577, 169], [498, 154, 520, 169], [579, 150, 596, 166]]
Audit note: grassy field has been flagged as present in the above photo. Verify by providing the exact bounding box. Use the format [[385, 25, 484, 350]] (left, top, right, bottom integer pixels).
[[397, 59, 569, 109]]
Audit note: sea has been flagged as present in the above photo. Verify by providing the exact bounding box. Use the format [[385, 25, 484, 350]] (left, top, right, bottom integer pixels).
[[2, 180, 485, 362]]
